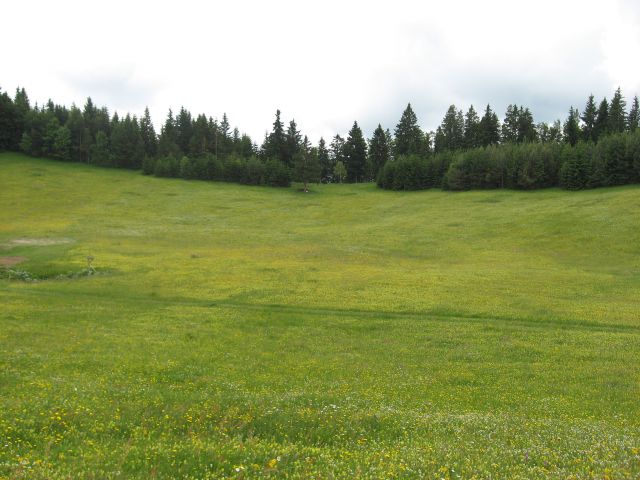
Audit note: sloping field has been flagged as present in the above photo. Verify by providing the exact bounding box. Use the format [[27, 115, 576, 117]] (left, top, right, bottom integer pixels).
[[1, 153, 639, 479]]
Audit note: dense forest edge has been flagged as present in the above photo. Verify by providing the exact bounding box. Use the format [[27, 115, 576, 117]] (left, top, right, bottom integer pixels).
[[1, 86, 639, 191]]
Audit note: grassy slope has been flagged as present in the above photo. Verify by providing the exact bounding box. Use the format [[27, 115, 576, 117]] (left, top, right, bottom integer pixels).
[[1, 153, 639, 479]]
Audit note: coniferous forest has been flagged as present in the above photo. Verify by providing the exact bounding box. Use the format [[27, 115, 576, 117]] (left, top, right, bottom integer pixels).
[[1, 86, 639, 191]]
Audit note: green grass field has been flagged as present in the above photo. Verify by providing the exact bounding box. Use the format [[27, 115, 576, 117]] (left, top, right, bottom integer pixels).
[[1, 152, 639, 479]]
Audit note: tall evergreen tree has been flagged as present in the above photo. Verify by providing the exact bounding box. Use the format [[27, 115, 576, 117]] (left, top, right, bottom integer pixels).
[[594, 98, 609, 141], [158, 109, 181, 158], [608, 87, 627, 134], [581, 94, 598, 142], [66, 105, 86, 162], [284, 119, 302, 168], [175, 107, 193, 154], [628, 96, 640, 132], [83, 97, 98, 141], [293, 136, 321, 192], [478, 104, 501, 147], [502, 104, 520, 143], [463, 105, 480, 149], [344, 121, 367, 182], [329, 134, 346, 174], [217, 113, 231, 158], [517, 107, 537, 142], [394, 103, 425, 157], [13, 87, 30, 147], [368, 124, 390, 180], [317, 137, 331, 182], [111, 114, 144, 169], [0, 88, 19, 150], [261, 109, 286, 164], [563, 107, 580, 146], [436, 105, 464, 152], [140, 106, 158, 158]]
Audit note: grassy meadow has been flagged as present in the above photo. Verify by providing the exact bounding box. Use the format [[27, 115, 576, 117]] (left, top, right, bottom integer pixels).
[[1, 152, 639, 479]]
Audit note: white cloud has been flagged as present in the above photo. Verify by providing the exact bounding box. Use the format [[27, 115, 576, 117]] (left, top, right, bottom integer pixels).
[[2, 0, 639, 143]]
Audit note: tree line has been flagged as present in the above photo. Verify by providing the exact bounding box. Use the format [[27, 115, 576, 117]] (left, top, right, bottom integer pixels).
[[1, 85, 639, 191]]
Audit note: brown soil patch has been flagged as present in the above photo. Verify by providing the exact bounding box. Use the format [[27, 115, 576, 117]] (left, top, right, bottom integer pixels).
[[0, 256, 27, 267]]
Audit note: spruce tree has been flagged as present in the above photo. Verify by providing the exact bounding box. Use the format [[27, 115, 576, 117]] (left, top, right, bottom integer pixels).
[[394, 103, 424, 156], [330, 134, 346, 170], [479, 104, 500, 147], [517, 107, 537, 142], [83, 97, 98, 141], [344, 121, 367, 182], [293, 136, 321, 192], [628, 96, 640, 132], [284, 119, 301, 168], [502, 104, 519, 143], [437, 105, 464, 151], [111, 114, 143, 169], [317, 137, 331, 182], [594, 98, 609, 141], [0, 89, 19, 150], [175, 107, 193, 154], [66, 105, 85, 162], [563, 107, 580, 146], [581, 94, 597, 142], [261, 109, 286, 163], [368, 124, 390, 180], [158, 109, 181, 158], [463, 105, 480, 149], [140, 107, 158, 158], [189, 114, 209, 157], [608, 87, 627, 134]]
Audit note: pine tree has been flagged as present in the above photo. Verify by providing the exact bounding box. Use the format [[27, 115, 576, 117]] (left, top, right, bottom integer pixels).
[[594, 98, 609, 141], [140, 107, 158, 158], [608, 87, 627, 134], [0, 88, 19, 150], [262, 110, 286, 163], [627, 96, 639, 132], [188, 114, 209, 157], [464, 105, 480, 149], [330, 134, 346, 170], [111, 114, 144, 169], [344, 121, 367, 182], [436, 105, 464, 151], [158, 109, 181, 158], [66, 105, 85, 162], [293, 136, 321, 192], [517, 107, 537, 142], [502, 104, 519, 143], [12, 87, 30, 148], [479, 104, 500, 147], [394, 103, 425, 157], [83, 97, 98, 141], [368, 124, 390, 181], [175, 107, 193, 154], [284, 119, 302, 168], [563, 107, 580, 146], [581, 94, 597, 142], [317, 137, 331, 182]]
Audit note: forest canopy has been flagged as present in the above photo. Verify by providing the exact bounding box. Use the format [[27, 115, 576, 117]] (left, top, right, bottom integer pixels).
[[1, 86, 638, 191]]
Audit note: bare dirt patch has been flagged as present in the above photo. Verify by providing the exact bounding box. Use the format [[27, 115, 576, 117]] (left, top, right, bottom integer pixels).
[[0, 256, 27, 267], [4, 237, 75, 247]]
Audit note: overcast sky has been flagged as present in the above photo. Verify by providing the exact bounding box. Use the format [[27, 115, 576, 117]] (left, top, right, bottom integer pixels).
[[2, 0, 639, 143]]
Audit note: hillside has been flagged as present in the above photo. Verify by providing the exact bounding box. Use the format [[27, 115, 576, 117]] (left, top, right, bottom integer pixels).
[[1, 153, 639, 478]]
